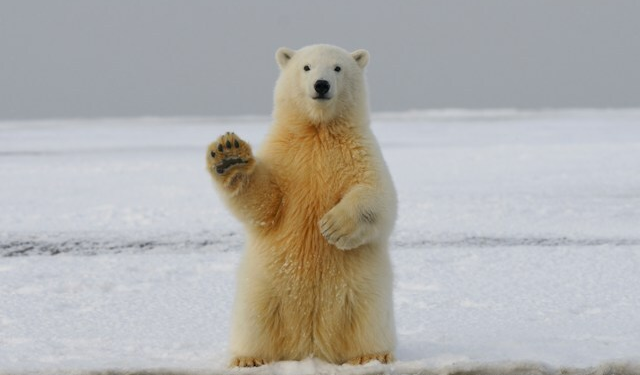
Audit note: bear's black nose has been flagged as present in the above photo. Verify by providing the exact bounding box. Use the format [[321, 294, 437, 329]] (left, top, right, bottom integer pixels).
[[314, 80, 330, 95]]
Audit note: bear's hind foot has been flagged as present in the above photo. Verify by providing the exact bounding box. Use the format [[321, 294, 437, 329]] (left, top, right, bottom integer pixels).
[[230, 356, 268, 367], [346, 352, 394, 365]]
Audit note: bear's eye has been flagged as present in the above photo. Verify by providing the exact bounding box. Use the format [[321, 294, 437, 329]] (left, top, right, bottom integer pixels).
[[303, 65, 310, 72], [334, 66, 341, 72]]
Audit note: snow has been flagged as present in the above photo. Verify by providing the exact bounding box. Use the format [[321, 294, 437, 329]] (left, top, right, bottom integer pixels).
[[1, 110, 640, 374]]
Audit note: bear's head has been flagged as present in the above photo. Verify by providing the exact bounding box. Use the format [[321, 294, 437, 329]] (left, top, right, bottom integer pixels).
[[273, 44, 370, 126]]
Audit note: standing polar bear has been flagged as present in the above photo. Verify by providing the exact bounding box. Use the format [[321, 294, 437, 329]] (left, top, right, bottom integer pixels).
[[206, 44, 397, 367]]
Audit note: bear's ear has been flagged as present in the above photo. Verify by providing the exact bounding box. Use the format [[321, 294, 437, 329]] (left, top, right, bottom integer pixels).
[[276, 47, 295, 69], [351, 49, 370, 69]]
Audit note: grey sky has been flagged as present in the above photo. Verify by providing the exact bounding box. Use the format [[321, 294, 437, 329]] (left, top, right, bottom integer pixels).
[[1, 0, 639, 120]]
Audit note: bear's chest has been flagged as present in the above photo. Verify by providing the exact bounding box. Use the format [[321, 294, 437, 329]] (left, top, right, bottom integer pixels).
[[264, 130, 368, 228], [281, 138, 362, 201]]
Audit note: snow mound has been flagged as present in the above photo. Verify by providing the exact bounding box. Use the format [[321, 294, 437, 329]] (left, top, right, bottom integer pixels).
[[2, 360, 640, 375]]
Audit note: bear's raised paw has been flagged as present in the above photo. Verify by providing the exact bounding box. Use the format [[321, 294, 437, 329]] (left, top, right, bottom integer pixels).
[[207, 132, 254, 175], [207, 132, 255, 191]]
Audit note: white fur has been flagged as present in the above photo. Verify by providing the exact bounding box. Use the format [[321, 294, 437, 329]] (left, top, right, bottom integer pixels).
[[274, 45, 370, 126], [219, 44, 397, 365]]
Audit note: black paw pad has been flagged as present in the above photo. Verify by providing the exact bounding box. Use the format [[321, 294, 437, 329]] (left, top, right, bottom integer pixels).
[[217, 144, 224, 152], [234, 140, 240, 148], [226, 140, 232, 149], [216, 157, 247, 175], [210, 151, 216, 158]]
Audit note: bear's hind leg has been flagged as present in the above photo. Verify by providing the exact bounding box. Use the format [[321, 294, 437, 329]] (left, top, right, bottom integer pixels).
[[313, 281, 396, 365], [229, 274, 289, 367]]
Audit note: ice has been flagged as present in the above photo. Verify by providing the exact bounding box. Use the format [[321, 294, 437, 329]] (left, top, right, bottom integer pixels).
[[1, 110, 639, 374]]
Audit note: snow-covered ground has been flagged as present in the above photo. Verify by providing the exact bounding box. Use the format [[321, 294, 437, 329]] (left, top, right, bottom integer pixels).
[[1, 110, 639, 375]]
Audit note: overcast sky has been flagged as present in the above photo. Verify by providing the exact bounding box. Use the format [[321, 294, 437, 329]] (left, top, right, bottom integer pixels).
[[1, 0, 639, 120]]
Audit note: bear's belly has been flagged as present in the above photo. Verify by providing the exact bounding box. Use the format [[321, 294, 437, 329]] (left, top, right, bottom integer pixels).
[[264, 160, 369, 287], [255, 227, 386, 362]]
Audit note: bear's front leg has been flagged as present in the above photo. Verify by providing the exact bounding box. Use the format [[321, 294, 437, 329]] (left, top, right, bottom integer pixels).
[[207, 133, 283, 229], [206, 132, 256, 194], [319, 186, 383, 250]]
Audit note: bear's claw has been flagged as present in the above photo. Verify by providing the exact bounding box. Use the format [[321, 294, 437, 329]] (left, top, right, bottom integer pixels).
[[230, 356, 267, 367], [346, 352, 394, 365]]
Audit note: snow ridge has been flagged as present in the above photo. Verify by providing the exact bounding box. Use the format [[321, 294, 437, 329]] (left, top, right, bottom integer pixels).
[[3, 234, 640, 257], [2, 360, 640, 375]]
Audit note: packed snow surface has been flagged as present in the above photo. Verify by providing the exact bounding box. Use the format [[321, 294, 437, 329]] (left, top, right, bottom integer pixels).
[[1, 110, 639, 374]]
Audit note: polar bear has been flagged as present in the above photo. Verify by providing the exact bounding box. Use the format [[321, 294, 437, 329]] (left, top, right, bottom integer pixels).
[[206, 44, 397, 367]]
